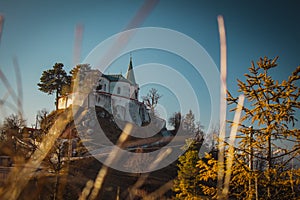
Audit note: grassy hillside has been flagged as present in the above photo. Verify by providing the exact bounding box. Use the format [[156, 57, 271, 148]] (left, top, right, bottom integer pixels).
[[1, 106, 179, 199]]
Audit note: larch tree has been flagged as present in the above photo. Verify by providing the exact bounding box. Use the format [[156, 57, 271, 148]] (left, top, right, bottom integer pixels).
[[196, 57, 300, 199], [37, 63, 71, 110], [226, 56, 300, 199]]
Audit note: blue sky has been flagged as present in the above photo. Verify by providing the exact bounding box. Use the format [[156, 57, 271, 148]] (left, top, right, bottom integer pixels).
[[0, 0, 299, 131]]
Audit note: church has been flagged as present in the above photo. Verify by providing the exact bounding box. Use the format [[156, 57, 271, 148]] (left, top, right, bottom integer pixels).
[[58, 57, 151, 126]]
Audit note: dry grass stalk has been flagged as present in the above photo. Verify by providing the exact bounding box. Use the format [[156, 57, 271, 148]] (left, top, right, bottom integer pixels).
[[84, 123, 133, 200], [0, 70, 21, 113], [73, 24, 84, 66], [12, 57, 23, 118], [0, 15, 4, 43], [143, 180, 173, 200], [217, 15, 227, 199], [222, 95, 245, 198], [126, 148, 172, 200], [0, 110, 73, 200]]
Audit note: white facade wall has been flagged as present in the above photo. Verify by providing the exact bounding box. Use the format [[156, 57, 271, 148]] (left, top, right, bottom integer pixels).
[[109, 82, 131, 98], [98, 77, 110, 93], [129, 85, 139, 99], [57, 70, 151, 126], [99, 92, 149, 126], [58, 96, 67, 110]]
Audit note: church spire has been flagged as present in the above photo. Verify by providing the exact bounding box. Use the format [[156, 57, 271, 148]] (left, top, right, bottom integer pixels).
[[126, 55, 136, 85]]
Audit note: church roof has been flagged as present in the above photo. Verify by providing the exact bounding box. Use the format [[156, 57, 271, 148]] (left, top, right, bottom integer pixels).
[[102, 74, 132, 84], [101, 57, 137, 86], [125, 57, 137, 85]]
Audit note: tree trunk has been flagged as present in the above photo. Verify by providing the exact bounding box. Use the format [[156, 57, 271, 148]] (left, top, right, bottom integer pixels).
[[267, 134, 272, 199], [53, 173, 60, 200], [55, 89, 59, 110]]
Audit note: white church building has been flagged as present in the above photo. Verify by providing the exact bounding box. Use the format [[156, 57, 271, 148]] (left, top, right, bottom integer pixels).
[[58, 57, 151, 126]]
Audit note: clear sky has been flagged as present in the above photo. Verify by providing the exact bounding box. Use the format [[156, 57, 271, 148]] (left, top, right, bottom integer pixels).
[[0, 0, 299, 131]]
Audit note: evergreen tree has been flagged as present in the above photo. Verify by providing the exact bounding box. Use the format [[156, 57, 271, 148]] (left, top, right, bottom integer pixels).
[[37, 63, 71, 110], [173, 141, 202, 199], [183, 109, 195, 133], [173, 110, 205, 199], [169, 112, 181, 132], [169, 110, 204, 139], [70, 64, 100, 94], [69, 64, 92, 91]]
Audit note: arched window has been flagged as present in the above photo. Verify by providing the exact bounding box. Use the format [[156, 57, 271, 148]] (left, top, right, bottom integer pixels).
[[103, 84, 106, 92], [117, 87, 121, 94]]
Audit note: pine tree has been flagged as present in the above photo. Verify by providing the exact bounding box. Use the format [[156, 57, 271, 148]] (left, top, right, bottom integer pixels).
[[69, 64, 91, 91], [173, 110, 205, 199], [37, 63, 71, 110], [168, 112, 181, 132], [183, 110, 195, 133], [173, 141, 202, 199]]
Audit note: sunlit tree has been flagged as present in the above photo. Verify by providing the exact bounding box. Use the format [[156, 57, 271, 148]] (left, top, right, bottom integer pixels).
[[197, 57, 300, 199], [38, 63, 71, 110], [173, 110, 205, 199], [174, 57, 300, 199], [227, 56, 300, 199], [2, 114, 26, 131], [173, 141, 203, 199]]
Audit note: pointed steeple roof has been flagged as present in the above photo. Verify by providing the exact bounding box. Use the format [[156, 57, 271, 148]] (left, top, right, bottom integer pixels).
[[126, 56, 137, 85]]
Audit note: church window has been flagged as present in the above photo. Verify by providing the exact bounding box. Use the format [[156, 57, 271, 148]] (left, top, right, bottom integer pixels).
[[117, 87, 121, 94], [96, 85, 102, 91], [103, 84, 106, 91]]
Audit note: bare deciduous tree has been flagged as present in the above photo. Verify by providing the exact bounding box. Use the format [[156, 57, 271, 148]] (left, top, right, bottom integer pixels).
[[142, 88, 162, 114]]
